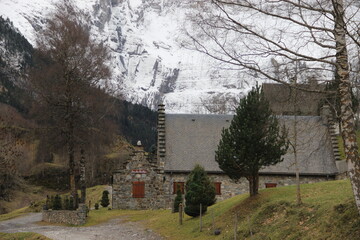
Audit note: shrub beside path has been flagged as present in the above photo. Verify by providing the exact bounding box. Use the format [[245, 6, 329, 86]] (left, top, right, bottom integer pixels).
[[0, 212, 163, 240]]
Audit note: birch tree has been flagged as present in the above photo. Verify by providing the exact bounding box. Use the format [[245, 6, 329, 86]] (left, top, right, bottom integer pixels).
[[187, 0, 360, 213]]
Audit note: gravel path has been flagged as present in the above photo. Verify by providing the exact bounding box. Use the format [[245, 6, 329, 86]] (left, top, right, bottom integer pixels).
[[0, 213, 164, 240]]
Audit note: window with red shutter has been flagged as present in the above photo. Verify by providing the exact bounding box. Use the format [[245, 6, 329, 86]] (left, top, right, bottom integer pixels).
[[214, 182, 221, 195], [173, 182, 185, 194], [132, 181, 145, 198]]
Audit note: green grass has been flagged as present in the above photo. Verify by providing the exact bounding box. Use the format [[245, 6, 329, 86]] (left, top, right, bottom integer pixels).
[[0, 207, 31, 222], [82, 180, 359, 240], [0, 232, 50, 240], [85, 208, 129, 226], [3, 181, 358, 239], [80, 185, 108, 208], [0, 185, 108, 222], [104, 152, 120, 159]]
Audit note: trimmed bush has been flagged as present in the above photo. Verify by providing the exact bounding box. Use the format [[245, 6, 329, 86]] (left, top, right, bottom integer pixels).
[[184, 164, 216, 217], [100, 190, 110, 207]]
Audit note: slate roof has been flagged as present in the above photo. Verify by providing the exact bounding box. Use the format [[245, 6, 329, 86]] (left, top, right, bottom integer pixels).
[[164, 114, 338, 176]]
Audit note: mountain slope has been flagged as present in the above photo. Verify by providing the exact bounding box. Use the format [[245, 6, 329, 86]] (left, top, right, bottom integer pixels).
[[0, 16, 32, 112], [0, 0, 253, 113]]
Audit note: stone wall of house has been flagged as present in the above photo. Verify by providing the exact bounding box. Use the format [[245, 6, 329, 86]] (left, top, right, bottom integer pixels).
[[165, 173, 335, 204], [42, 204, 87, 225], [112, 149, 171, 209]]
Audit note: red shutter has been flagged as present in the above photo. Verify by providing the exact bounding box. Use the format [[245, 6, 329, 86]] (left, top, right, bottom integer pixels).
[[173, 182, 185, 194], [132, 181, 145, 198], [214, 182, 221, 195]]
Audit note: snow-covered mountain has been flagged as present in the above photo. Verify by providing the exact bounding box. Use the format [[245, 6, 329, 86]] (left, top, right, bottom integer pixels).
[[0, 0, 253, 113]]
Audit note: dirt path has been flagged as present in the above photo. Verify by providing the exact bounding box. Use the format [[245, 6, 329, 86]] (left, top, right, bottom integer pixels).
[[0, 213, 164, 240]]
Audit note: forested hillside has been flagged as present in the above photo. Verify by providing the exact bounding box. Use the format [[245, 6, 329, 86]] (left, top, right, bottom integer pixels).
[[0, 16, 157, 211]]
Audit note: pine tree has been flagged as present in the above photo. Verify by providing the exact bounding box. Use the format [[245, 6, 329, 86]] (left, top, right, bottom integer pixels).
[[53, 194, 62, 210], [184, 164, 216, 217], [100, 190, 110, 208], [64, 196, 70, 210], [173, 186, 183, 213], [69, 196, 74, 210], [215, 85, 288, 197]]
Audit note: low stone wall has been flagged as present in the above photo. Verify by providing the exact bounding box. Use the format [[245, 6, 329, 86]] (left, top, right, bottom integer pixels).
[[42, 204, 87, 225]]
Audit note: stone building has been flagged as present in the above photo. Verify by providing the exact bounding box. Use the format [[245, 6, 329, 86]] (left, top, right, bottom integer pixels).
[[262, 83, 326, 116], [112, 145, 170, 209], [112, 83, 346, 209]]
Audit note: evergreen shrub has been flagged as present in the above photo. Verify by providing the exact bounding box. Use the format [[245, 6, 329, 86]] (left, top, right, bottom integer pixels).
[[101, 190, 110, 207], [184, 164, 216, 217], [53, 194, 62, 210]]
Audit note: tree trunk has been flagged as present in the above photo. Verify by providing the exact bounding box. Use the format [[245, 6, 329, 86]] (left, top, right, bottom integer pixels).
[[293, 80, 302, 206], [333, 0, 360, 214], [80, 148, 86, 204], [248, 174, 259, 197], [68, 142, 77, 209], [67, 120, 78, 209]]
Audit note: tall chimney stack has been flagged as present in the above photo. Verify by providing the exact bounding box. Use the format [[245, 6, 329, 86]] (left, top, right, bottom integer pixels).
[[157, 104, 166, 171]]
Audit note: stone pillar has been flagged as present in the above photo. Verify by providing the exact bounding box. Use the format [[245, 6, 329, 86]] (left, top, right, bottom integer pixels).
[[320, 104, 331, 125], [157, 104, 166, 172]]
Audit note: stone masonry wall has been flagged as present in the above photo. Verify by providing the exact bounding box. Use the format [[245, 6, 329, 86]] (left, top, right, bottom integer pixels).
[[166, 173, 335, 204], [112, 149, 170, 209], [42, 204, 87, 225]]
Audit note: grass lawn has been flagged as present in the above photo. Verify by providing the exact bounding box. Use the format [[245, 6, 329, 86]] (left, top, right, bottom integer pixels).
[[2, 180, 359, 239], [0, 185, 109, 223], [80, 185, 109, 208], [0, 232, 50, 240], [0, 207, 32, 222], [84, 179, 360, 240]]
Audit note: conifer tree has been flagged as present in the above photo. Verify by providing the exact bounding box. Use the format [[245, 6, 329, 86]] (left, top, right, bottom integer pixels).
[[53, 194, 62, 210], [64, 196, 70, 210], [184, 164, 216, 217], [215, 85, 288, 197]]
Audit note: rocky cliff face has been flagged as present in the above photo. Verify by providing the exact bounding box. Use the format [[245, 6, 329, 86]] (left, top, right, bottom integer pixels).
[[0, 0, 253, 113]]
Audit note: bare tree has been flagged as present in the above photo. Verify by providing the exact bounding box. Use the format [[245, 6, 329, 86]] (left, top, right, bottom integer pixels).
[[27, 0, 114, 208], [201, 93, 239, 114], [187, 0, 360, 213], [0, 112, 23, 202], [291, 79, 302, 206]]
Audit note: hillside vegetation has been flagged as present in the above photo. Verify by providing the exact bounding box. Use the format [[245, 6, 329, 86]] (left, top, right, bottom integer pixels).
[[1, 180, 358, 239], [0, 14, 158, 213], [119, 179, 359, 240], [0, 232, 50, 240]]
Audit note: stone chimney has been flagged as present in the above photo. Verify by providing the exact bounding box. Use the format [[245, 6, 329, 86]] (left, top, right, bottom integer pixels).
[[157, 104, 166, 171], [134, 140, 144, 152], [320, 104, 331, 125]]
